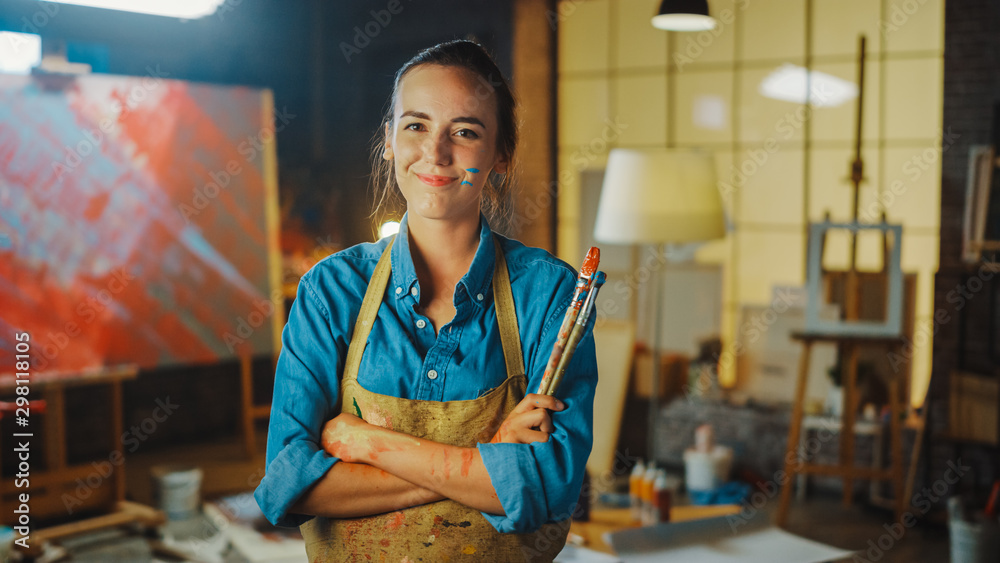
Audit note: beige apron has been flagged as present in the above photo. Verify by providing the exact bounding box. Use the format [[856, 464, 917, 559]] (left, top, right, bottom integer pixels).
[[301, 236, 570, 562]]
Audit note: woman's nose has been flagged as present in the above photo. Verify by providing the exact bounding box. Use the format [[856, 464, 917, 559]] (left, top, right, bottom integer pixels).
[[422, 133, 452, 166]]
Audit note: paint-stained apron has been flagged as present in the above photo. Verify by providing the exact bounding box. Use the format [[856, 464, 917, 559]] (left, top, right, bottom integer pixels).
[[301, 236, 570, 562]]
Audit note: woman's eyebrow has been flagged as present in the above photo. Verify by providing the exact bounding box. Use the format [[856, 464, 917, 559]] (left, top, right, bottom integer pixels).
[[451, 116, 486, 128], [399, 110, 485, 128]]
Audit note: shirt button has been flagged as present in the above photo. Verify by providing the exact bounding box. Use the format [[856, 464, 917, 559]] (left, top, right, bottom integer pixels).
[[476, 293, 484, 301], [427, 369, 438, 380], [411, 287, 418, 297], [395, 287, 402, 295], [416, 319, 426, 329]]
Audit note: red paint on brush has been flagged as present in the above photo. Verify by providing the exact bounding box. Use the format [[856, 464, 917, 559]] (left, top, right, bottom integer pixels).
[[580, 247, 600, 277], [460, 449, 475, 477]]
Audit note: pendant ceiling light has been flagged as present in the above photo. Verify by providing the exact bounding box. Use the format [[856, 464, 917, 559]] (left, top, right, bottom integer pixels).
[[38, 0, 226, 19], [652, 0, 717, 31]]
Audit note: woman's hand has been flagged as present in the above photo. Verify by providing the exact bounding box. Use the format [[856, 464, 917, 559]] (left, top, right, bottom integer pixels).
[[321, 412, 375, 463], [490, 393, 565, 444]]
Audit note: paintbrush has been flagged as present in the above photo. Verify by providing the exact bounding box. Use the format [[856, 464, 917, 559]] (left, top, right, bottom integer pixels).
[[536, 247, 601, 395], [545, 271, 606, 396]]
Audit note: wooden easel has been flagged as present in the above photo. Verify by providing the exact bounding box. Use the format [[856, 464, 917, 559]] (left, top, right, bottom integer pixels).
[[775, 36, 909, 526], [0, 364, 138, 523], [239, 354, 273, 457]]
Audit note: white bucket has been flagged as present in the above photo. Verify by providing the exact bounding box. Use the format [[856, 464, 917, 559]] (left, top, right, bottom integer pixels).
[[683, 446, 733, 492], [950, 518, 1000, 563], [151, 465, 203, 521]]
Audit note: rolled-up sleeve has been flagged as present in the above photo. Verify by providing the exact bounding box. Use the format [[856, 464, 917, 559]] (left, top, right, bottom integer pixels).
[[254, 276, 342, 528], [477, 288, 598, 533]]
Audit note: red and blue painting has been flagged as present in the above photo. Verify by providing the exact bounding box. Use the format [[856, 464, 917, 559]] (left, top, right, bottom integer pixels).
[[0, 72, 280, 378]]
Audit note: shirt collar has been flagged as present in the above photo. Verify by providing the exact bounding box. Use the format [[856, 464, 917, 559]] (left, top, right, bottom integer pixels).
[[389, 212, 496, 309]]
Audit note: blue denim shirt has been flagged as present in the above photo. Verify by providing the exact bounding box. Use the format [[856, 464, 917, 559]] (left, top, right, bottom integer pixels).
[[254, 214, 597, 533]]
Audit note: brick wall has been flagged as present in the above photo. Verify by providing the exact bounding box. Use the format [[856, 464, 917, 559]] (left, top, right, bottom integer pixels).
[[929, 0, 1000, 492]]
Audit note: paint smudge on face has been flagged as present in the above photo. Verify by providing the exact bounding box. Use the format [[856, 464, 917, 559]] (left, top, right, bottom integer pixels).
[[465, 168, 480, 173], [460, 181, 473, 186], [387, 511, 405, 530], [460, 449, 474, 477], [462, 545, 477, 554]]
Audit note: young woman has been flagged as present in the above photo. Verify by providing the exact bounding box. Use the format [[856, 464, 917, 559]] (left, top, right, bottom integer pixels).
[[254, 40, 598, 561]]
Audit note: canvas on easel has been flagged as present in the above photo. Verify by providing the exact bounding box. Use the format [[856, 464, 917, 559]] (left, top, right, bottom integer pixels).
[[0, 72, 283, 379]]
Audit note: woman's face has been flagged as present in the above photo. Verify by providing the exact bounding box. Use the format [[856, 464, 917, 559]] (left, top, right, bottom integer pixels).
[[383, 64, 507, 226]]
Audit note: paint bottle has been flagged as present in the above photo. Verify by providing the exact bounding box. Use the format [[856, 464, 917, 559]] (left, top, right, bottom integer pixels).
[[641, 462, 658, 526], [629, 460, 646, 522], [653, 470, 671, 523]]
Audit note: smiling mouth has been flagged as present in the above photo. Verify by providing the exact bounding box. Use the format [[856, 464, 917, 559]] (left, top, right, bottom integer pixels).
[[416, 174, 457, 187]]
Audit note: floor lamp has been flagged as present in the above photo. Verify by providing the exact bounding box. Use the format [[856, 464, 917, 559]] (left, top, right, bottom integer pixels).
[[593, 148, 725, 461]]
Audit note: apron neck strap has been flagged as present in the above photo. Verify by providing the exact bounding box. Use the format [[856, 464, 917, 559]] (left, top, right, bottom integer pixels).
[[342, 234, 524, 382]]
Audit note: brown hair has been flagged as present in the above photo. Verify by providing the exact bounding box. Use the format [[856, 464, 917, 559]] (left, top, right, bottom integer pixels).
[[370, 39, 518, 234]]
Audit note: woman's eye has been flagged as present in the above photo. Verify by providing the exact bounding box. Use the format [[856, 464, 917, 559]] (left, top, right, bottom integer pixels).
[[455, 129, 479, 139], [404, 122, 424, 131]]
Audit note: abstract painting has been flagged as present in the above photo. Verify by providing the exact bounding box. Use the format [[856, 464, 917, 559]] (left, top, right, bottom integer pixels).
[[0, 71, 280, 378]]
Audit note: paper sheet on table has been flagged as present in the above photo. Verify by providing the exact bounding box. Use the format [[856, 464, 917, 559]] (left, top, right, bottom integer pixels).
[[555, 544, 624, 562], [609, 514, 854, 563]]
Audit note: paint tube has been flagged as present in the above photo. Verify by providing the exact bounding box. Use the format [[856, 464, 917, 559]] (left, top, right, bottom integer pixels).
[[629, 460, 646, 522], [653, 470, 671, 523]]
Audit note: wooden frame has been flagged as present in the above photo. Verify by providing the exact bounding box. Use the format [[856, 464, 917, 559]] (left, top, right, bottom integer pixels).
[[804, 222, 904, 338], [962, 145, 999, 263]]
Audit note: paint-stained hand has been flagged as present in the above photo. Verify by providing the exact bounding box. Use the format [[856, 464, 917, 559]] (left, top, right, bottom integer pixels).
[[490, 393, 565, 444], [321, 412, 373, 463]]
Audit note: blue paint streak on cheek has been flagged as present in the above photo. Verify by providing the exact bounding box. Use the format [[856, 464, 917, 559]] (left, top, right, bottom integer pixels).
[[465, 168, 480, 173], [460, 181, 473, 187]]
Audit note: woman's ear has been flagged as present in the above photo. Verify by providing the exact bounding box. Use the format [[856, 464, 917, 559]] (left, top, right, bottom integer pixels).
[[382, 122, 394, 160], [492, 156, 508, 175]]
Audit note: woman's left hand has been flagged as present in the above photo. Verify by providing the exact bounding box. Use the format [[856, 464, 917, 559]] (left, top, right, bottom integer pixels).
[[321, 412, 376, 463]]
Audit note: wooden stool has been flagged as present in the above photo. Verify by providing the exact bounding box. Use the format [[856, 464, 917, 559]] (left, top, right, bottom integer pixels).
[[775, 331, 907, 527]]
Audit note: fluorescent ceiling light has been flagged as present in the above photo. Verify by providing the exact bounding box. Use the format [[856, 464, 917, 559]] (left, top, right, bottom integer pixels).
[[759, 64, 859, 108], [0, 32, 42, 75], [40, 0, 226, 19]]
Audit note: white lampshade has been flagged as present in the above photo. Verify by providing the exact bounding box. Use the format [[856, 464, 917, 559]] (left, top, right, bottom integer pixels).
[[594, 149, 724, 244]]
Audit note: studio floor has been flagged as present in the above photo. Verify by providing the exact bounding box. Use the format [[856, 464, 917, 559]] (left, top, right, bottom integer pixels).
[[123, 432, 952, 563]]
